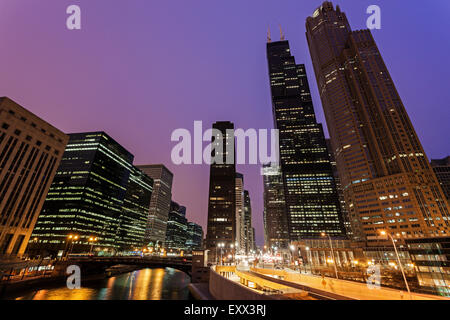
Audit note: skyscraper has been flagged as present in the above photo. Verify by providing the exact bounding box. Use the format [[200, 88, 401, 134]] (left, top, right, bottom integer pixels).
[[243, 190, 253, 254], [136, 164, 173, 248], [262, 163, 289, 250], [306, 2, 449, 243], [205, 121, 236, 259], [0, 97, 68, 256], [117, 167, 153, 251], [326, 139, 352, 238], [431, 157, 450, 201], [266, 34, 345, 240], [30, 132, 135, 255], [235, 172, 245, 253], [186, 222, 203, 251], [165, 201, 188, 251]]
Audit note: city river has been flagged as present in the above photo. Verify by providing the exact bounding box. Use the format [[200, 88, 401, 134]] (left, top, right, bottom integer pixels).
[[6, 268, 191, 300]]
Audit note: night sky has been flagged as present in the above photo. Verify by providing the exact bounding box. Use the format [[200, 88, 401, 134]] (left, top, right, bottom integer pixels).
[[1, 0, 449, 246]]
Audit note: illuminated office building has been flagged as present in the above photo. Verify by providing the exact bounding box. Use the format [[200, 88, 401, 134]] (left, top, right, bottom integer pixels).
[[0, 97, 68, 256], [243, 190, 254, 254], [165, 201, 188, 251], [266, 34, 345, 240], [306, 2, 449, 244], [262, 163, 289, 250], [30, 132, 142, 256], [186, 222, 203, 251], [235, 172, 245, 253], [116, 167, 153, 250], [136, 164, 173, 248]]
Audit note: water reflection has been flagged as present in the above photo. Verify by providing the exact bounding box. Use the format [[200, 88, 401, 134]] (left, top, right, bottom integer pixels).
[[13, 268, 190, 300]]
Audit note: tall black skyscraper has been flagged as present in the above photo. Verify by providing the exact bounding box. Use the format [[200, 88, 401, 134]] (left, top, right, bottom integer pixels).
[[266, 35, 345, 240], [205, 121, 236, 259]]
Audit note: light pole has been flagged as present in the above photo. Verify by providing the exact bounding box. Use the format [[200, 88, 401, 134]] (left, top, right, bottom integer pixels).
[[215, 244, 219, 264], [219, 243, 224, 265], [379, 230, 412, 299], [290, 244, 295, 268], [230, 244, 235, 265], [321, 232, 338, 279], [89, 237, 98, 255], [66, 234, 79, 258], [306, 246, 312, 274]]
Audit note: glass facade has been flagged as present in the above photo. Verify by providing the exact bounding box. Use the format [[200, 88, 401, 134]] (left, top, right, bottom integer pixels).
[[29, 132, 150, 256], [186, 222, 203, 251], [262, 163, 289, 250], [117, 167, 153, 250], [406, 237, 450, 296], [266, 39, 345, 240], [165, 201, 188, 251]]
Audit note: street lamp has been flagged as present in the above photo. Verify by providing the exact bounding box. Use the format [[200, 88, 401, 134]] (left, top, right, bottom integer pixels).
[[289, 244, 296, 266], [321, 232, 339, 279], [379, 230, 412, 299], [89, 237, 98, 255], [218, 243, 225, 265], [305, 246, 313, 274], [65, 234, 79, 258]]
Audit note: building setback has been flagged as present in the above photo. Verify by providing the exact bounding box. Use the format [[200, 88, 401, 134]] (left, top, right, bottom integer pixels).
[[29, 132, 137, 256], [306, 1, 449, 244], [0, 97, 68, 256], [262, 163, 289, 250], [266, 35, 346, 240], [431, 157, 450, 201], [136, 164, 173, 248], [205, 121, 236, 259], [165, 201, 188, 251], [117, 167, 153, 251]]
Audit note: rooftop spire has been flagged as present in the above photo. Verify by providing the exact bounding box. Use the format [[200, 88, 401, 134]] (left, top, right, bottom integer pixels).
[[279, 25, 285, 41], [267, 25, 271, 43]]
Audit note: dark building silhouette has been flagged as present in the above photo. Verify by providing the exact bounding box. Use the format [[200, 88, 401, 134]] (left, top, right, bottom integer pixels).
[[266, 35, 345, 240], [136, 164, 173, 248], [431, 157, 450, 201], [0, 97, 68, 256], [262, 163, 289, 250], [205, 121, 236, 260], [306, 2, 449, 244], [243, 190, 254, 254], [165, 201, 188, 251]]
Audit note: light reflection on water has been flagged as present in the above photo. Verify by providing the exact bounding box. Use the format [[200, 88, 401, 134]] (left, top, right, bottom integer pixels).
[[13, 268, 190, 300]]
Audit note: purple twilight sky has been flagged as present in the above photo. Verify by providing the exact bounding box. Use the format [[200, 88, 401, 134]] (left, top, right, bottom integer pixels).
[[0, 0, 449, 246]]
